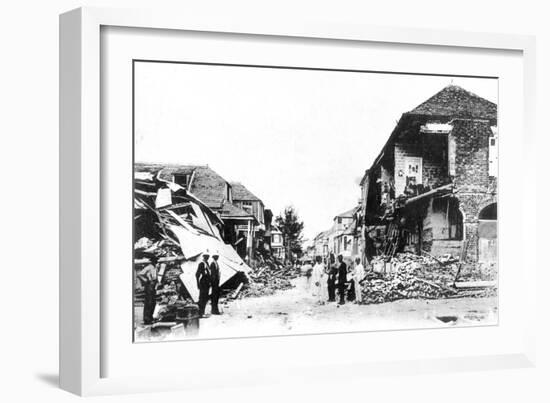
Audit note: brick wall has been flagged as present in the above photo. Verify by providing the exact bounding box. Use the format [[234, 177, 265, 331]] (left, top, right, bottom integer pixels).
[[452, 119, 492, 192], [394, 135, 449, 196], [394, 142, 420, 195], [454, 193, 497, 261], [414, 186, 497, 261], [447, 119, 496, 261]]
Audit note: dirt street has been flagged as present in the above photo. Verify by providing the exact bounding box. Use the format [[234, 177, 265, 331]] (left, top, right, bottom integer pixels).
[[137, 276, 498, 341]]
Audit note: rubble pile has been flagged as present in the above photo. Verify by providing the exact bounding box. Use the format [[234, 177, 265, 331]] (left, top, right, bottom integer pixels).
[[362, 270, 455, 305], [240, 263, 298, 298], [134, 237, 187, 303], [362, 253, 496, 304], [134, 237, 182, 262], [133, 165, 254, 306]]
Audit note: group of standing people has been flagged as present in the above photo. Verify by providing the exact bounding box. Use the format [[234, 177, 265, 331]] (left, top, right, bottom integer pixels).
[[137, 250, 222, 326], [195, 250, 222, 317], [310, 253, 366, 305]]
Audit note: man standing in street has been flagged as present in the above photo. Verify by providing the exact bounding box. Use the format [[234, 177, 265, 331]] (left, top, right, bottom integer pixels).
[[327, 253, 337, 302], [352, 257, 366, 304], [137, 255, 159, 325], [195, 251, 212, 317], [209, 251, 222, 315], [337, 254, 348, 305]]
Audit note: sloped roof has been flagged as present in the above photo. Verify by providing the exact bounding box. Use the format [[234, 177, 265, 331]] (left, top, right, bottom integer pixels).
[[134, 163, 196, 181], [335, 206, 360, 219], [230, 182, 262, 201], [134, 163, 230, 209], [219, 200, 258, 223], [189, 166, 231, 209], [408, 84, 496, 120], [314, 230, 328, 241]]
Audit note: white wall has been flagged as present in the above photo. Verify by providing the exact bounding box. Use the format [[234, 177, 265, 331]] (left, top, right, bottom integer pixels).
[[1, 1, 548, 402]]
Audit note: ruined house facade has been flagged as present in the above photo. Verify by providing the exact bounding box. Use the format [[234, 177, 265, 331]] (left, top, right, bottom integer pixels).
[[360, 85, 498, 263]]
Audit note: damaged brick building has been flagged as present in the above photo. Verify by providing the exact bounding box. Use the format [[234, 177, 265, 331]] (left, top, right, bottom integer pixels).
[[360, 84, 498, 263]]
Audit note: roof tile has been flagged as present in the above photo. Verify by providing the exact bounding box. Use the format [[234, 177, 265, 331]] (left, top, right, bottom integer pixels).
[[409, 84, 496, 120]]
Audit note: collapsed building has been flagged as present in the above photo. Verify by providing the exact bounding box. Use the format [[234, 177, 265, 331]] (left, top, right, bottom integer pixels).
[[134, 163, 255, 301], [359, 85, 498, 263]]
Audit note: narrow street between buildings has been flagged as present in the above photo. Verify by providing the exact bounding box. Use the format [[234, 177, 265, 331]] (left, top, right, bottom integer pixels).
[[136, 276, 497, 341]]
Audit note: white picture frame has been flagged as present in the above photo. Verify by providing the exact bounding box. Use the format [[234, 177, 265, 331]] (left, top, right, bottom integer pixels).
[[59, 6, 537, 396]]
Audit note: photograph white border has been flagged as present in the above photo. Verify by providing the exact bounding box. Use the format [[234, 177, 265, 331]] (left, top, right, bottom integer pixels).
[[60, 7, 537, 396]]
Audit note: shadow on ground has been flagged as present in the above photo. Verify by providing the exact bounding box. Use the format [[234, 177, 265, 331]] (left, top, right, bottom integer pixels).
[[35, 373, 59, 388]]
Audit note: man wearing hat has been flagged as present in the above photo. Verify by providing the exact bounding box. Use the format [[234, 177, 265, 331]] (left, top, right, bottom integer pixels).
[[209, 250, 222, 315], [195, 251, 212, 317], [336, 254, 348, 305], [137, 255, 159, 325]]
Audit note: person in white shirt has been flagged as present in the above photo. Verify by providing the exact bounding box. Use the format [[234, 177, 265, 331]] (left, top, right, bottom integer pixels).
[[352, 257, 366, 304], [311, 256, 327, 304]]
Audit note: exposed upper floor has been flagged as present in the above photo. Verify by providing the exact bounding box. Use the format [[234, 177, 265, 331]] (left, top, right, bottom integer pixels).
[[360, 85, 498, 222]]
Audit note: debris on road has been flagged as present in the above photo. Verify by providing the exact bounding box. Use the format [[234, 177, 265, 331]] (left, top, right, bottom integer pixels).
[[362, 253, 497, 304], [134, 166, 253, 303], [240, 262, 299, 298]]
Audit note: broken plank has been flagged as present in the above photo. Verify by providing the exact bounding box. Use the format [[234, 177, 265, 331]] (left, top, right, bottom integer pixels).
[[454, 281, 497, 289], [232, 282, 244, 299], [414, 277, 457, 294], [134, 255, 185, 265]]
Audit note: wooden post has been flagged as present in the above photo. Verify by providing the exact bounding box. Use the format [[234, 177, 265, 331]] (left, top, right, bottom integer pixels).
[[246, 220, 252, 264]]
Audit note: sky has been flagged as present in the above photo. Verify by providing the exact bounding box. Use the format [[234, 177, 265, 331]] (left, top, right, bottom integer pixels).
[[134, 62, 497, 243]]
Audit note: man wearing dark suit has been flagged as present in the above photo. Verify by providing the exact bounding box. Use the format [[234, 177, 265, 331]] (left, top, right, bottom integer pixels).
[[137, 255, 159, 325], [337, 254, 348, 305], [195, 252, 211, 317], [327, 253, 337, 302], [209, 251, 222, 315]]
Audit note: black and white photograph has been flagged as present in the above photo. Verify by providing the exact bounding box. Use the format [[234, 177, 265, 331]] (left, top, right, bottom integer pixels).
[[133, 61, 498, 342]]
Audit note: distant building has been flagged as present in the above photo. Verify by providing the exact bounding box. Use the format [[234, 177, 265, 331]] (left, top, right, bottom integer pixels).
[[360, 85, 497, 262], [312, 231, 329, 259], [314, 206, 360, 263], [270, 226, 285, 261], [331, 206, 361, 260]]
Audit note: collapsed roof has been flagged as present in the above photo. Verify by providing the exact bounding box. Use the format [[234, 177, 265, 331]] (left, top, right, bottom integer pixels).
[[135, 163, 258, 224], [134, 165, 251, 301]]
